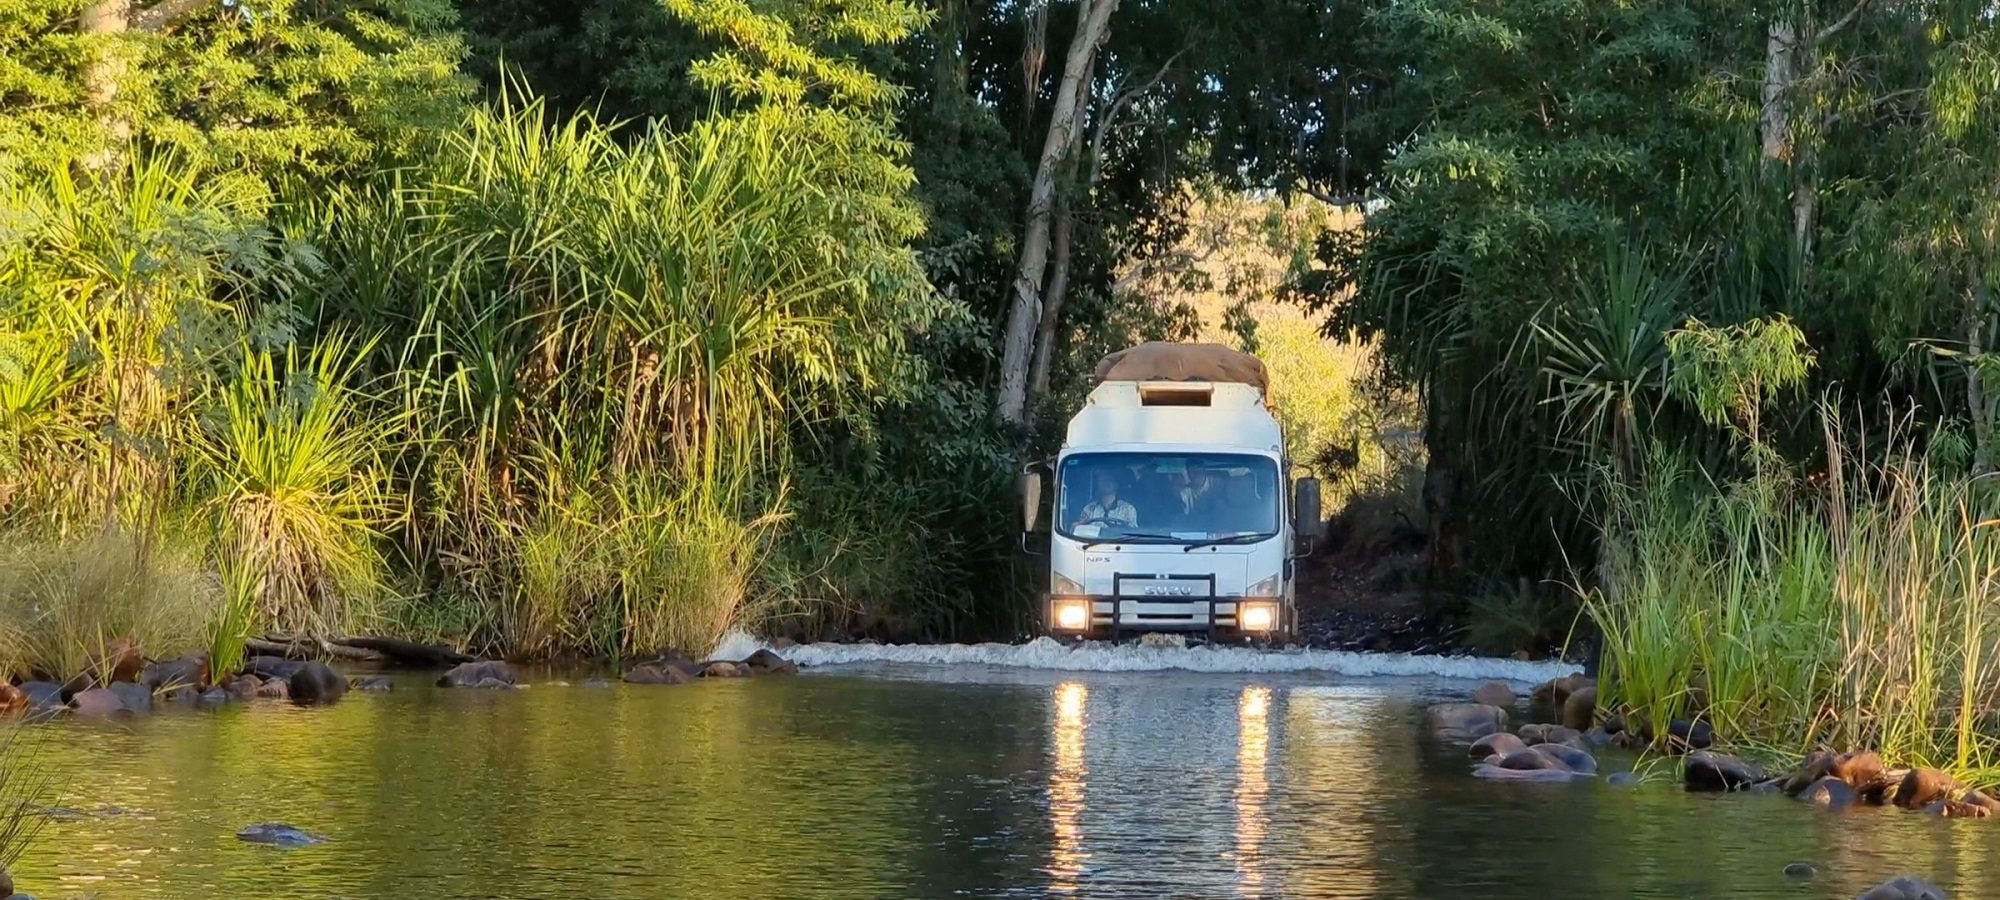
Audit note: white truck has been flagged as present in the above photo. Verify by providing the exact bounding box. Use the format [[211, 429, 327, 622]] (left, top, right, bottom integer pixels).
[[1019, 343, 1322, 643]]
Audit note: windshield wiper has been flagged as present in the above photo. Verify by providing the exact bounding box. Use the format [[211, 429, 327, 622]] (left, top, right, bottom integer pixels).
[[1181, 532, 1276, 552], [1080, 530, 1180, 550]]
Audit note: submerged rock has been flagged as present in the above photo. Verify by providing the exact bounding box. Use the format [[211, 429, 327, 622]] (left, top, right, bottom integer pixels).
[[1495, 749, 1563, 771], [1518, 724, 1581, 746], [198, 687, 231, 705], [1606, 771, 1643, 787], [1799, 776, 1858, 809], [1424, 703, 1508, 743], [702, 661, 750, 679], [1856, 875, 1948, 900], [17, 681, 63, 709], [69, 687, 127, 717], [1684, 751, 1766, 792], [1783, 862, 1817, 880], [349, 676, 394, 693], [1469, 732, 1529, 760], [1472, 763, 1586, 783], [235, 823, 327, 846], [1472, 680, 1515, 708], [226, 675, 261, 701], [624, 662, 697, 685], [287, 662, 346, 704], [141, 655, 206, 691], [1529, 742, 1598, 775], [256, 677, 291, 701], [438, 660, 515, 688], [579, 678, 614, 688], [108, 681, 152, 713], [741, 649, 798, 676]]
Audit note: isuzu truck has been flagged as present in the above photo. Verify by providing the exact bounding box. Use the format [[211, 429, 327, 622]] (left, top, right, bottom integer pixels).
[[1019, 342, 1321, 643]]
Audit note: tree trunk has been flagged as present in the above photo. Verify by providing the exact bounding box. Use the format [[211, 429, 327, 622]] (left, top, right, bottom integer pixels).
[[1028, 195, 1077, 398], [995, 0, 1117, 425], [1760, 21, 1797, 166], [1970, 264, 1992, 475], [1017, 1, 1050, 144], [80, 0, 132, 172]]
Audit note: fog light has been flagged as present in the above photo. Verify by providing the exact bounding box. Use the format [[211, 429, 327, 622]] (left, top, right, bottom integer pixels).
[[1240, 603, 1276, 632], [1055, 601, 1091, 631]]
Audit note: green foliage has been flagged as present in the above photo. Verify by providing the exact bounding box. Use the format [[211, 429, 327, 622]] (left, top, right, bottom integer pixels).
[[1588, 426, 2000, 778], [1666, 315, 1815, 444], [193, 334, 393, 635], [0, 1, 470, 180]]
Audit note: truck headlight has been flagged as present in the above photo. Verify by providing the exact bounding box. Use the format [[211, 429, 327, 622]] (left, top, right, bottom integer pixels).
[[1239, 602, 1277, 632], [1053, 572, 1086, 595], [1054, 599, 1092, 631], [1245, 575, 1282, 598]]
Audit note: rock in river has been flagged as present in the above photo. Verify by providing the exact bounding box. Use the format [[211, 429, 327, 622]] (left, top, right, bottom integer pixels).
[[108, 681, 152, 713], [236, 823, 327, 846], [1517, 724, 1581, 746], [1528, 742, 1597, 775], [438, 660, 516, 688], [1783, 861, 1818, 880], [741, 649, 798, 676], [1561, 685, 1597, 731], [17, 681, 64, 709], [1424, 703, 1508, 743], [70, 687, 127, 717], [1469, 732, 1529, 760], [142, 654, 206, 691], [702, 661, 750, 679], [1799, 776, 1858, 809], [1895, 768, 1960, 810], [1684, 751, 1766, 792], [286, 662, 344, 704], [1531, 674, 1592, 708], [1666, 718, 1714, 752], [1856, 875, 1948, 900], [350, 676, 393, 693], [1472, 680, 1515, 707], [624, 661, 697, 685]]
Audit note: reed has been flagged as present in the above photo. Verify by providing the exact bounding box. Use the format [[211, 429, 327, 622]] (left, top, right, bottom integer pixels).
[[1585, 417, 2000, 778]]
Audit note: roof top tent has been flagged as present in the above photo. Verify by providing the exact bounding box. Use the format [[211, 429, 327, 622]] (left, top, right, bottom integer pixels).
[[1067, 342, 1281, 453], [1025, 342, 1321, 645]]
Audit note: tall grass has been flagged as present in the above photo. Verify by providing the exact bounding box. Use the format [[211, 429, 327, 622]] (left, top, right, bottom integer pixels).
[[308, 90, 936, 655], [1586, 418, 2000, 778], [0, 528, 212, 682], [0, 726, 55, 879], [192, 333, 393, 636]]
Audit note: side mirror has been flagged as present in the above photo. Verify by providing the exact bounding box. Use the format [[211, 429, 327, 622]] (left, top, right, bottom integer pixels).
[[1019, 468, 1044, 534], [1294, 477, 1323, 541]]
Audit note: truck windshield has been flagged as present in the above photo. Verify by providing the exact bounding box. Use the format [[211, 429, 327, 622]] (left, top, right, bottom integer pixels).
[[1056, 452, 1281, 544]]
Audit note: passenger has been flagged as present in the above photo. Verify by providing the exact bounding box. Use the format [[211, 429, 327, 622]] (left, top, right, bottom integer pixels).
[[1075, 472, 1138, 529]]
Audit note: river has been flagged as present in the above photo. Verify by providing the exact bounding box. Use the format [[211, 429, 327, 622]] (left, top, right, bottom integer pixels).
[[4, 642, 1994, 898]]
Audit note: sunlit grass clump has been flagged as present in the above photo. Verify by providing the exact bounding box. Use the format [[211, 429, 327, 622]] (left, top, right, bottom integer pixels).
[[1586, 422, 2000, 780]]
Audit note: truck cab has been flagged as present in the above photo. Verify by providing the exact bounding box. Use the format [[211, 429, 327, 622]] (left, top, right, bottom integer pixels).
[[1021, 346, 1321, 644]]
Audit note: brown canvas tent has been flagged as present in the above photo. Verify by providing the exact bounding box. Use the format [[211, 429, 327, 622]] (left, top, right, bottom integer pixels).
[[1090, 342, 1272, 404]]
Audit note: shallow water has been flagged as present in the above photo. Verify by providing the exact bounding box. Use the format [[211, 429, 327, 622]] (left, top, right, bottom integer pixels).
[[6, 652, 1999, 899]]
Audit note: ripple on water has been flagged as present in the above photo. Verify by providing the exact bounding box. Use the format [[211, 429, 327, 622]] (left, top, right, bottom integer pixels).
[[5, 668, 1997, 899]]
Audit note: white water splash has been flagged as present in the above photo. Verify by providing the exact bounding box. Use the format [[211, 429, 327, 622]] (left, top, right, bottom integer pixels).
[[711, 632, 1578, 684]]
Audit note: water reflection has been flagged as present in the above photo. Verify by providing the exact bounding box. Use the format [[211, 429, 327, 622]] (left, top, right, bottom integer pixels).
[[13, 672, 2000, 899], [1234, 685, 1272, 896], [1047, 681, 1089, 892]]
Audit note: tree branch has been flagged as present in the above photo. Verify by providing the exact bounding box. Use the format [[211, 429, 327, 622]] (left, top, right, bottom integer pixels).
[[1814, 0, 1872, 45], [1085, 47, 1184, 187], [1821, 86, 1925, 131], [132, 0, 221, 32], [1300, 182, 1367, 208]]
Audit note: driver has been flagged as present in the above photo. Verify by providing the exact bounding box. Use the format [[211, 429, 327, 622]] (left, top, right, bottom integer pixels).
[[1075, 471, 1138, 529]]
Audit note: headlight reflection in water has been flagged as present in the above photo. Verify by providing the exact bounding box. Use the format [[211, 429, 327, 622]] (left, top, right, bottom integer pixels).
[[1047, 681, 1089, 892]]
